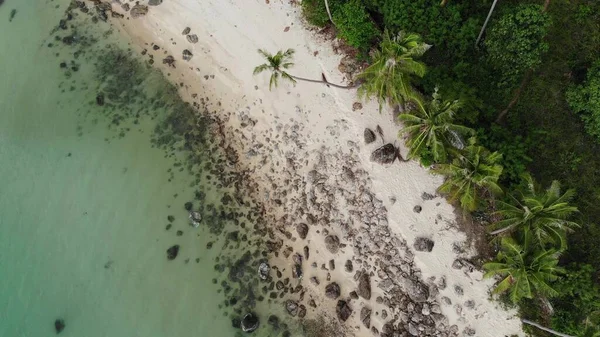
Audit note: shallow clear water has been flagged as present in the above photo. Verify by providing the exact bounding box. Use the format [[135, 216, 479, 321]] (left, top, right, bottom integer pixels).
[[0, 1, 294, 337]]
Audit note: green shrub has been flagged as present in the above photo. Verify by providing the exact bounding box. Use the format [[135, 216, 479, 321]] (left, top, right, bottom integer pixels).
[[477, 125, 532, 185], [566, 60, 600, 141], [551, 263, 600, 335], [333, 0, 380, 52], [485, 4, 551, 87], [364, 0, 478, 60]]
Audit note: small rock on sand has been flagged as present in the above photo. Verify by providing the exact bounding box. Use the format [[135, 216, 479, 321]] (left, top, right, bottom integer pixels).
[[148, 0, 163, 5], [360, 307, 371, 328], [182, 49, 193, 61], [325, 282, 341, 299], [370, 143, 397, 164], [186, 34, 198, 43], [336, 300, 352, 321], [357, 272, 371, 300], [324, 235, 340, 253], [182, 27, 191, 35], [364, 128, 376, 144], [413, 237, 435, 252], [130, 4, 148, 18], [296, 223, 308, 239]]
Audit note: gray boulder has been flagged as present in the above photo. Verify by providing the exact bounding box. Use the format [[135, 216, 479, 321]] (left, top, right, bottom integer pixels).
[[325, 282, 341, 299], [413, 237, 434, 252], [241, 313, 259, 332], [364, 128, 376, 144], [130, 4, 148, 18], [324, 235, 340, 254], [357, 272, 371, 300], [336, 300, 352, 321], [370, 143, 397, 164]]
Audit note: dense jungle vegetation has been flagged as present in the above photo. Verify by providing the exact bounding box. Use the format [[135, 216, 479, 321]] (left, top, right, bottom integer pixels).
[[297, 0, 600, 335]]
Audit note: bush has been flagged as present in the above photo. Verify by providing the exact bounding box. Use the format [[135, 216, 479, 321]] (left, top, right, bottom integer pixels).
[[485, 4, 551, 87], [333, 0, 380, 52], [566, 60, 600, 141], [364, 0, 478, 60], [551, 263, 600, 335]]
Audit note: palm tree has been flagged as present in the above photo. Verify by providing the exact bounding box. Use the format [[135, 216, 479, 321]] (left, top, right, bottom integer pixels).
[[483, 229, 564, 303], [356, 30, 430, 110], [253, 49, 354, 90], [489, 174, 579, 249], [398, 88, 474, 163], [433, 138, 503, 211]]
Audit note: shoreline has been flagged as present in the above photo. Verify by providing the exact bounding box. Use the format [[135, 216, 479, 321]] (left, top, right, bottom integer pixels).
[[102, 0, 525, 336]]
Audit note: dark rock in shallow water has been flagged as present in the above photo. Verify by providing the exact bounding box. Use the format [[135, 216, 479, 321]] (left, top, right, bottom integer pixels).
[[370, 143, 397, 164], [357, 272, 371, 300], [54, 319, 65, 334], [295, 223, 308, 239], [167, 215, 175, 222], [258, 262, 270, 280], [325, 282, 341, 299], [324, 235, 340, 253], [413, 237, 434, 252], [130, 4, 148, 18], [336, 300, 352, 321], [364, 128, 376, 144], [166, 245, 179, 260], [96, 93, 105, 106], [241, 313, 259, 332], [297, 305, 307, 318], [267, 315, 279, 329], [184, 202, 193, 211], [186, 34, 198, 43], [9, 9, 16, 22], [182, 49, 193, 61]]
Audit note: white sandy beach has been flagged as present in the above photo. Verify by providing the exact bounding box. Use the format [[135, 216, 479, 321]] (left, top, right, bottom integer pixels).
[[104, 0, 525, 336]]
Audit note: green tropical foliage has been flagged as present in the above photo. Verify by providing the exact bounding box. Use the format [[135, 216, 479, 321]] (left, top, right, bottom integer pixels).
[[398, 88, 474, 163], [490, 174, 579, 249], [253, 49, 296, 90], [483, 229, 564, 304], [433, 138, 503, 211], [333, 0, 380, 52], [485, 4, 551, 86], [566, 60, 600, 140], [552, 264, 600, 336], [357, 30, 430, 109]]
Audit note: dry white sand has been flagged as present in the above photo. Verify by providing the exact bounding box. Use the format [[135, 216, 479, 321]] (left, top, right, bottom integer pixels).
[[105, 0, 525, 336]]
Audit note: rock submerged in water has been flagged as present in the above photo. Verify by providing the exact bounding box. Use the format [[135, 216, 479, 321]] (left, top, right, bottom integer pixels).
[[129, 4, 148, 18], [414, 237, 434, 252], [166, 245, 179, 260], [364, 128, 376, 144], [258, 262, 270, 280], [336, 300, 352, 321], [189, 211, 201, 228], [54, 319, 65, 334], [241, 313, 259, 332], [370, 143, 397, 164]]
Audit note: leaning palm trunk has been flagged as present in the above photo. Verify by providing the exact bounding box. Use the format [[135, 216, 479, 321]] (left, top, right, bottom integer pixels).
[[324, 0, 334, 25], [290, 75, 357, 89], [521, 319, 575, 337]]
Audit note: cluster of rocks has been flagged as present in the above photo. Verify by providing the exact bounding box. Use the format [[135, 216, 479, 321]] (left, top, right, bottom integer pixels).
[[215, 111, 471, 336]]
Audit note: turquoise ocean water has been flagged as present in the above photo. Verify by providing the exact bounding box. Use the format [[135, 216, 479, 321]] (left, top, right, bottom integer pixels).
[[0, 1, 295, 337]]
